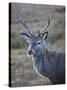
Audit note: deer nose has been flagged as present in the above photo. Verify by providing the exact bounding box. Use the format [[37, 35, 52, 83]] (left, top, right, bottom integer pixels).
[[28, 50, 32, 55]]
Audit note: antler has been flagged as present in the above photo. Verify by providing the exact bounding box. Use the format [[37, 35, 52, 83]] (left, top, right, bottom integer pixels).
[[44, 11, 53, 31], [37, 11, 53, 37], [38, 30, 41, 37], [20, 16, 32, 36], [20, 9, 53, 38], [41, 11, 53, 35]]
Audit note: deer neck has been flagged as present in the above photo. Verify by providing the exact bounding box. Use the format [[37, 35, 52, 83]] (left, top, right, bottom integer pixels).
[[32, 48, 51, 77]]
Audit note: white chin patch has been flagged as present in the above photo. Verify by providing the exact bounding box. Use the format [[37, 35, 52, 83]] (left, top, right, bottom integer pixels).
[[27, 53, 30, 57], [27, 53, 32, 57]]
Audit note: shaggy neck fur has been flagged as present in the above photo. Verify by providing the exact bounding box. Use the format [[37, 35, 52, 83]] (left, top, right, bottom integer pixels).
[[32, 48, 56, 82]]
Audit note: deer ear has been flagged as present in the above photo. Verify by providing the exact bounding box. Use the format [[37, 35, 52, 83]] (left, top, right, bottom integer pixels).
[[21, 33, 31, 43], [42, 31, 48, 40]]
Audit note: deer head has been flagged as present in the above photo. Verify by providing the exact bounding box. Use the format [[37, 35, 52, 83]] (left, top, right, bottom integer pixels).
[[20, 11, 53, 57]]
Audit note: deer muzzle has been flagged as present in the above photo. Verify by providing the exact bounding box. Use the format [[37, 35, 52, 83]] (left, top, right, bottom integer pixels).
[[28, 49, 33, 55]]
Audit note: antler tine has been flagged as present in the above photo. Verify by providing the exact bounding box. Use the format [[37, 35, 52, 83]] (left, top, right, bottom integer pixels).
[[38, 30, 41, 37], [20, 16, 32, 36], [41, 10, 53, 34]]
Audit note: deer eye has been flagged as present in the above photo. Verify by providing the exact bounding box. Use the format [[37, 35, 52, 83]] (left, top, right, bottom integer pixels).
[[37, 41, 41, 45]]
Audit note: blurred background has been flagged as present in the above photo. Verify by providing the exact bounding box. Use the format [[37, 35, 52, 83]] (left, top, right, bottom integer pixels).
[[10, 3, 65, 87]]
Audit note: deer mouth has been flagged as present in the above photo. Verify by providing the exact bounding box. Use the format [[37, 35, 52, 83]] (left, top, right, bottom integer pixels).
[[28, 50, 33, 55], [28, 49, 36, 56]]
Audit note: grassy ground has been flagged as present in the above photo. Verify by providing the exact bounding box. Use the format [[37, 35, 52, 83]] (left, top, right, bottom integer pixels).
[[10, 3, 65, 87]]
